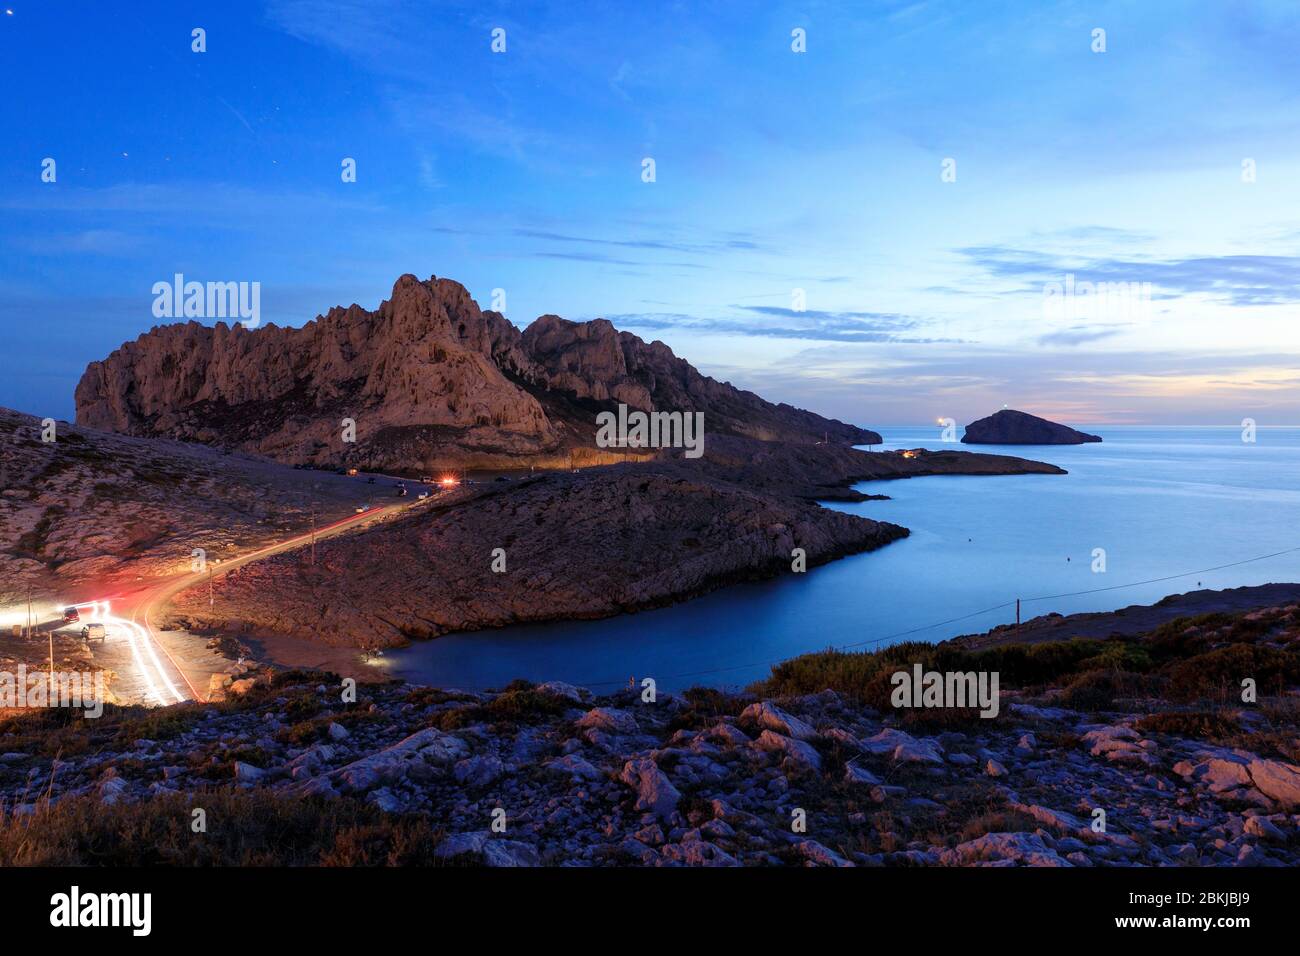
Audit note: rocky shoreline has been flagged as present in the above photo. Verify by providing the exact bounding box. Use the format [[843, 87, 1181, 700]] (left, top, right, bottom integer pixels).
[[163, 438, 1066, 650], [168, 467, 910, 648]]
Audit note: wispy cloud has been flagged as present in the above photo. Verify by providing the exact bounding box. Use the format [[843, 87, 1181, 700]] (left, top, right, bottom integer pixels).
[[608, 307, 961, 344], [960, 246, 1300, 307], [515, 227, 768, 255], [1037, 324, 1131, 347], [22, 229, 145, 257], [708, 344, 1300, 427], [0, 182, 384, 219]]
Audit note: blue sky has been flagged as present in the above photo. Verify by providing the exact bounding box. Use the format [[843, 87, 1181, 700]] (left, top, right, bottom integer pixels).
[[3, 0, 1300, 427]]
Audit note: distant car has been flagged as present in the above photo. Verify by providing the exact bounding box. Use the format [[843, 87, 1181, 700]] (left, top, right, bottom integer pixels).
[[355, 505, 368, 513], [80, 623, 106, 642], [62, 607, 80, 624], [366, 476, 375, 484], [417, 492, 429, 500]]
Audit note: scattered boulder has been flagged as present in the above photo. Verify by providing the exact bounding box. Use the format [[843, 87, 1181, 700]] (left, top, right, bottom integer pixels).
[[794, 839, 855, 867], [940, 832, 1071, 867], [453, 755, 506, 788], [206, 673, 233, 703], [844, 757, 882, 785], [537, 680, 588, 703], [577, 708, 638, 736], [1245, 758, 1300, 809], [234, 761, 265, 784], [327, 727, 468, 793], [741, 701, 817, 741], [754, 730, 822, 771], [543, 754, 604, 781], [861, 729, 944, 764], [619, 758, 681, 820], [229, 677, 258, 696], [435, 832, 540, 867]]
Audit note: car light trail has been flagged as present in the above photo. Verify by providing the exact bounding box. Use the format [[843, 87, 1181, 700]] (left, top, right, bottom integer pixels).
[[74, 599, 185, 704], [52, 503, 403, 707]]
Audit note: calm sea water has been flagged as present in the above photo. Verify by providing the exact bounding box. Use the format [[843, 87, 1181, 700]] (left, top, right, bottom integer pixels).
[[387, 426, 1300, 692]]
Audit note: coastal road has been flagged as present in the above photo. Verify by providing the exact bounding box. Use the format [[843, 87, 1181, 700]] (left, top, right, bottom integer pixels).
[[75, 498, 427, 706]]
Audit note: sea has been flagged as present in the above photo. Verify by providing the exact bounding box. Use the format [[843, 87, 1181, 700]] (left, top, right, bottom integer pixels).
[[387, 426, 1300, 693]]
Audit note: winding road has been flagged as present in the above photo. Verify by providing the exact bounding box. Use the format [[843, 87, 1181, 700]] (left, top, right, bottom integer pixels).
[[73, 499, 419, 705]]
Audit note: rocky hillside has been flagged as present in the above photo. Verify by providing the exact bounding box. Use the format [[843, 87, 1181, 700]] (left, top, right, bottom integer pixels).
[[4, 598, 1298, 866], [75, 274, 878, 471], [167, 468, 909, 647], [0, 407, 373, 597], [162, 438, 1070, 650]]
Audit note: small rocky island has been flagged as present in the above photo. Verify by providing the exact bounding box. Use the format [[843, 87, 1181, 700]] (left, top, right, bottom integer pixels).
[[962, 409, 1102, 446]]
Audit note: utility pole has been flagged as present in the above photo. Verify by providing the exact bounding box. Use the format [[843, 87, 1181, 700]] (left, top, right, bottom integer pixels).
[[209, 565, 214, 608], [311, 504, 317, 566], [31, 588, 53, 687]]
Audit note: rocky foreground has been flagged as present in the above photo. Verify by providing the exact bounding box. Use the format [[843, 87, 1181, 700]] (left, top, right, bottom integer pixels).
[[3, 599, 1297, 866]]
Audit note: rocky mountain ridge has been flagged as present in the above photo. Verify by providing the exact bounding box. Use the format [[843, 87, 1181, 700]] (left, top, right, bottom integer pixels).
[[75, 274, 878, 470]]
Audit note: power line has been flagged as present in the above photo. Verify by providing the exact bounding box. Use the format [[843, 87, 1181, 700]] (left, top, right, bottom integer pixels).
[[560, 542, 1300, 690], [1021, 544, 1300, 604]]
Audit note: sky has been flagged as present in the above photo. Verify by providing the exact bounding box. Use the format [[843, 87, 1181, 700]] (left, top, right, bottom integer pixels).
[[2, 0, 1300, 428]]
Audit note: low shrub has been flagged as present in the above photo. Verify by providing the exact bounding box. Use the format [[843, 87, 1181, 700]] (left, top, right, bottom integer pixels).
[[1056, 670, 1150, 711], [0, 790, 446, 866], [1164, 644, 1300, 703], [1135, 710, 1241, 739]]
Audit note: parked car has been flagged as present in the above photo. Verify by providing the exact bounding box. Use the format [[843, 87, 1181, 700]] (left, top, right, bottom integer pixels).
[[62, 606, 80, 624], [80, 623, 106, 642]]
